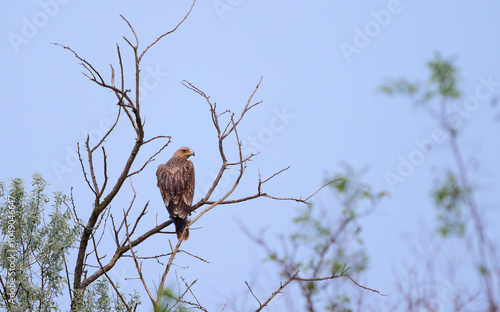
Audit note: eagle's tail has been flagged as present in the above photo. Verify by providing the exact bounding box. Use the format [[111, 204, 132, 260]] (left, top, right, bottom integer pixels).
[[173, 217, 189, 241]]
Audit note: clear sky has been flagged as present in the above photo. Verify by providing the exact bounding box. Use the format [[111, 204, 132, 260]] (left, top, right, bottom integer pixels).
[[2, 1, 500, 311]]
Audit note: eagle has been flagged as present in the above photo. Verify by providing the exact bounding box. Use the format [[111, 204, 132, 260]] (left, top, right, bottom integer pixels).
[[156, 147, 195, 240]]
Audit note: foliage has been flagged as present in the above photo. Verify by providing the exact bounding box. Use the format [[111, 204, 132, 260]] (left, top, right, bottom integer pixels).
[[256, 166, 386, 311], [431, 172, 468, 237], [381, 53, 499, 311], [154, 288, 191, 312], [380, 53, 467, 234], [378, 78, 419, 97], [0, 173, 80, 311], [0, 174, 141, 311], [380, 52, 461, 110], [80, 278, 140, 312]]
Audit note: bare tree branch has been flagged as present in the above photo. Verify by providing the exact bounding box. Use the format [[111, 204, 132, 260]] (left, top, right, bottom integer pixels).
[[156, 238, 184, 306], [221, 76, 263, 140], [138, 0, 197, 63], [56, 5, 336, 310], [126, 138, 171, 178], [255, 271, 299, 312], [85, 134, 101, 198], [76, 142, 96, 196], [245, 281, 261, 306], [91, 232, 133, 312], [124, 211, 156, 306]]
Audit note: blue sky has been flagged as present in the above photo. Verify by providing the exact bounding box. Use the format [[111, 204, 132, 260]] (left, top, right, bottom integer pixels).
[[2, 1, 500, 310]]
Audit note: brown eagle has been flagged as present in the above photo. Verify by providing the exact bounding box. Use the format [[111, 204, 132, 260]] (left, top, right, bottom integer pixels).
[[156, 147, 195, 240]]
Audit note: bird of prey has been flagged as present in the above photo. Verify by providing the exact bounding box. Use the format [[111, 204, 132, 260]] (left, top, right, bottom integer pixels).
[[156, 147, 195, 240]]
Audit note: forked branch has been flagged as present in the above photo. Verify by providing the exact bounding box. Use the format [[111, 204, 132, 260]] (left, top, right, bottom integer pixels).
[[58, 3, 336, 310]]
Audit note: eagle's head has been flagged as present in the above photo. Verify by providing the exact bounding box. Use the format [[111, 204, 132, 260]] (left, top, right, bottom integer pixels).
[[175, 147, 195, 159]]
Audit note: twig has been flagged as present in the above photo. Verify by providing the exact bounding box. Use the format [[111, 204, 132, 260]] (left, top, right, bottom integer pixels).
[[178, 250, 210, 264], [138, 0, 197, 63], [63, 255, 72, 301], [90, 98, 123, 153], [128, 201, 150, 240], [156, 238, 184, 305], [344, 275, 387, 296], [80, 220, 172, 289], [124, 211, 156, 306], [255, 271, 299, 312], [120, 15, 139, 48], [76, 143, 96, 196], [51, 43, 105, 84], [127, 139, 171, 178], [245, 281, 261, 306], [261, 166, 290, 184], [91, 233, 132, 311], [222, 76, 263, 140]]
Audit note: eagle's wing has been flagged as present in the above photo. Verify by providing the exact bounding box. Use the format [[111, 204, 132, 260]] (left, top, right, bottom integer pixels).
[[156, 159, 195, 219], [182, 160, 195, 207]]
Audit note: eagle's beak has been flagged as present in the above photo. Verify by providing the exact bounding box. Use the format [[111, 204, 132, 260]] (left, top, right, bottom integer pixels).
[[191, 151, 195, 157]]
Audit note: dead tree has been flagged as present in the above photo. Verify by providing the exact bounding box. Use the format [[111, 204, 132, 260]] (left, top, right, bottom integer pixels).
[[55, 2, 379, 310], [53, 2, 197, 309]]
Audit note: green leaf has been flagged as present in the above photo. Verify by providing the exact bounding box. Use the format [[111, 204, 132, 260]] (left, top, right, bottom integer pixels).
[[379, 78, 419, 97], [431, 172, 467, 237]]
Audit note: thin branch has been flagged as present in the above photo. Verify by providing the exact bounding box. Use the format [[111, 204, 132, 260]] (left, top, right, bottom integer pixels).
[[222, 76, 263, 140], [76, 143, 96, 196], [124, 211, 156, 306], [101, 147, 109, 195], [156, 238, 184, 305], [63, 255, 73, 301], [117, 44, 125, 93], [138, 0, 197, 63], [120, 15, 139, 49], [0, 276, 11, 308], [85, 134, 101, 197], [261, 166, 290, 184], [201, 180, 334, 207], [178, 250, 210, 264], [115, 178, 139, 246], [122, 252, 171, 261], [255, 271, 299, 312], [128, 201, 150, 241], [91, 233, 132, 311], [110, 63, 115, 88], [111, 214, 120, 248], [143, 135, 172, 145], [261, 180, 336, 204], [181, 277, 206, 311], [115, 44, 136, 129], [51, 43, 105, 84], [344, 275, 387, 296], [245, 281, 261, 306], [127, 138, 171, 178], [80, 220, 172, 289], [302, 180, 336, 201], [90, 96, 123, 153]]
